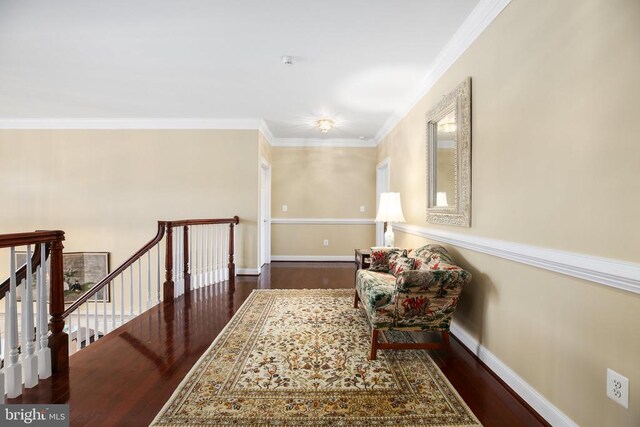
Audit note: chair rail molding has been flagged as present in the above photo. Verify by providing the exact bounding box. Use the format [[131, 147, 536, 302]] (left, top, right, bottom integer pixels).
[[394, 223, 640, 295], [271, 218, 376, 225]]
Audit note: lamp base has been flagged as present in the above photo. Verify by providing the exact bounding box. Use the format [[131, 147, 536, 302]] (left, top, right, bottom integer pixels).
[[384, 225, 395, 247]]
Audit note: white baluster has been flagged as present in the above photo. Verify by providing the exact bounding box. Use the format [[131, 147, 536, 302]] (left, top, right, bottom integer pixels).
[[36, 245, 52, 377], [94, 292, 99, 342], [77, 300, 84, 350], [214, 225, 218, 283], [137, 258, 142, 314], [22, 245, 38, 388], [224, 224, 230, 280], [214, 225, 219, 282], [211, 225, 222, 283], [103, 283, 107, 335], [129, 267, 134, 318], [220, 225, 225, 281], [111, 280, 115, 333], [205, 225, 210, 285], [84, 302, 90, 347], [156, 244, 161, 303], [147, 251, 151, 309], [120, 273, 124, 325], [5, 247, 23, 398], [191, 226, 196, 290], [221, 225, 226, 282], [198, 225, 203, 288]]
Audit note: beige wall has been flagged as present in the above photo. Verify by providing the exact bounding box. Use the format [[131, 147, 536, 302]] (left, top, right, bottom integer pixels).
[[271, 146, 376, 256], [378, 0, 640, 425], [0, 129, 260, 272]]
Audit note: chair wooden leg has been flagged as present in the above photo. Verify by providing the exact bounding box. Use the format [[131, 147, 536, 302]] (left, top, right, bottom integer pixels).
[[353, 290, 360, 308], [370, 329, 379, 360], [442, 331, 451, 353]]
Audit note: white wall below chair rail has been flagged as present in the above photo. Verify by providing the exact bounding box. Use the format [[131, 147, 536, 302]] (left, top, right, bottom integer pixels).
[[393, 223, 640, 295], [449, 321, 578, 427], [271, 218, 375, 225]]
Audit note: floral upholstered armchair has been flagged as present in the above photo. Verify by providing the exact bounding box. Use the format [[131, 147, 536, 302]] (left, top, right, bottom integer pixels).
[[354, 244, 472, 360]]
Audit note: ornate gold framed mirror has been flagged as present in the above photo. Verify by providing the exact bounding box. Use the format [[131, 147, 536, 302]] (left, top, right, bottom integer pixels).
[[426, 77, 471, 227]]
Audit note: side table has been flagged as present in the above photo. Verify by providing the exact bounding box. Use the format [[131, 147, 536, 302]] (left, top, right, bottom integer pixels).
[[354, 248, 371, 270], [353, 249, 371, 308]]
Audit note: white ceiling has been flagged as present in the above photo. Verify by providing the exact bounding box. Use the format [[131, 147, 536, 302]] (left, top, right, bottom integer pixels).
[[0, 0, 481, 140]]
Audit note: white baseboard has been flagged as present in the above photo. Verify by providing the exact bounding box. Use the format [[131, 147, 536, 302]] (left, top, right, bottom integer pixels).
[[271, 255, 353, 262], [236, 268, 260, 276], [450, 321, 577, 427]]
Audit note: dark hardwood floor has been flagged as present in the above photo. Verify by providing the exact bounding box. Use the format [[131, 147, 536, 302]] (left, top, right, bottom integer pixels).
[[10, 262, 548, 426]]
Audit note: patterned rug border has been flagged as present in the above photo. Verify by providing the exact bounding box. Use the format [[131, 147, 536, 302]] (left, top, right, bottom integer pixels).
[[151, 288, 482, 426], [151, 288, 266, 425]]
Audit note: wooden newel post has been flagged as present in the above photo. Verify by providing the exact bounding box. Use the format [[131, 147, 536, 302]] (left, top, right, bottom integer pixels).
[[183, 225, 190, 293], [49, 236, 69, 373], [163, 223, 174, 302], [228, 216, 239, 279]]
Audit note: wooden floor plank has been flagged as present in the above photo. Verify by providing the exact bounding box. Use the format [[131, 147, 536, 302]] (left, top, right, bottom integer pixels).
[[9, 262, 548, 427]]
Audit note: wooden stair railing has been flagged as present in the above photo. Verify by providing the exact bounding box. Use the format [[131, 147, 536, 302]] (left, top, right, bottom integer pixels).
[[59, 216, 239, 361], [0, 230, 65, 400], [0, 216, 239, 402], [0, 241, 50, 300]]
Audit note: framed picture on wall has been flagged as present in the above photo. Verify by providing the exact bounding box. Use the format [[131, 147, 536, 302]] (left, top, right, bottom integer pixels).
[[14, 251, 110, 304]]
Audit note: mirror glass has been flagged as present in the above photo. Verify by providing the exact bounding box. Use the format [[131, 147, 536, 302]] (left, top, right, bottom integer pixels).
[[435, 110, 457, 208]]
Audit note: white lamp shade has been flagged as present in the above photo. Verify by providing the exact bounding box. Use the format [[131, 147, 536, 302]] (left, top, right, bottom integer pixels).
[[375, 192, 406, 223]]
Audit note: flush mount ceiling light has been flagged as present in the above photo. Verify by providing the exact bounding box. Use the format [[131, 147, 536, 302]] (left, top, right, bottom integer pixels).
[[316, 118, 335, 133], [281, 55, 294, 66]]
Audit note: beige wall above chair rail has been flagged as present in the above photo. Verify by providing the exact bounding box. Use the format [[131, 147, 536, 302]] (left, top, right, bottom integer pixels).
[[270, 146, 377, 257], [0, 129, 260, 274], [376, 0, 640, 425]]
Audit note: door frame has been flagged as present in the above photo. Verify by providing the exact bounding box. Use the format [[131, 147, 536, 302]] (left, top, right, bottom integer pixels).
[[259, 158, 272, 267], [376, 158, 390, 246]]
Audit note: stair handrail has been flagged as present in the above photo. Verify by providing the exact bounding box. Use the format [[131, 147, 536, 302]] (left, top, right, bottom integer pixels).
[[161, 216, 239, 300], [0, 229, 67, 375], [0, 240, 50, 300], [62, 216, 240, 318], [61, 222, 166, 319]]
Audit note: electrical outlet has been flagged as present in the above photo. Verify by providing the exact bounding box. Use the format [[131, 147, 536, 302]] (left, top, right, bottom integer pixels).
[[360, 206, 365, 212], [323, 239, 329, 246], [282, 204, 288, 212], [607, 368, 629, 408]]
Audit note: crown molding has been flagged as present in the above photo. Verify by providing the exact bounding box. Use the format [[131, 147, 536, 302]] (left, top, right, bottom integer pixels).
[[373, 0, 511, 146], [257, 119, 276, 145], [271, 138, 376, 148], [0, 118, 264, 130]]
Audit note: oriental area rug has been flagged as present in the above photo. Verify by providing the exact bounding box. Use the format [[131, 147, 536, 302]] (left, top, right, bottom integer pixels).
[[151, 289, 481, 426]]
